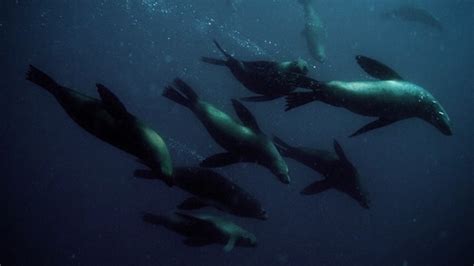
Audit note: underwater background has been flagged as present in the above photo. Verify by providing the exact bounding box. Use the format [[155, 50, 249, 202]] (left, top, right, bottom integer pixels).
[[2, 0, 473, 265]]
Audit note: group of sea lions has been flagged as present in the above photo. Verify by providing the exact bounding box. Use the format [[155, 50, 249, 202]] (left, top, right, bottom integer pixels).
[[25, 2, 451, 252]]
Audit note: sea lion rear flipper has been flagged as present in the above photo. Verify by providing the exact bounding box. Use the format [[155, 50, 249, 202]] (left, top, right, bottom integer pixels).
[[240, 95, 281, 102], [200, 153, 241, 167], [163, 79, 199, 108], [26, 65, 61, 94], [349, 118, 398, 137], [223, 235, 237, 252], [301, 179, 333, 195], [231, 99, 262, 133], [96, 84, 129, 119], [178, 197, 208, 210], [183, 238, 213, 247], [355, 55, 403, 80], [285, 91, 318, 111]]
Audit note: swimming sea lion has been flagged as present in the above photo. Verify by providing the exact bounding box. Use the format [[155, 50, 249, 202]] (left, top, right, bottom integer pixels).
[[382, 5, 443, 31], [285, 55, 452, 137], [201, 40, 319, 101], [143, 211, 257, 252], [274, 137, 370, 208], [298, 0, 326, 63], [162, 78, 290, 184], [134, 166, 268, 220], [26, 65, 173, 185]]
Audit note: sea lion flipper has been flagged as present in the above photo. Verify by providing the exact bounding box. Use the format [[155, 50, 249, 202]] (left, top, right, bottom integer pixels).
[[96, 83, 129, 119], [223, 235, 237, 252], [183, 238, 213, 247], [272, 136, 292, 156], [301, 179, 333, 195], [285, 92, 319, 111], [355, 55, 404, 80], [349, 118, 397, 137], [231, 99, 262, 133], [26, 65, 61, 94], [200, 153, 241, 167], [333, 140, 349, 163], [178, 197, 208, 210], [240, 95, 281, 102]]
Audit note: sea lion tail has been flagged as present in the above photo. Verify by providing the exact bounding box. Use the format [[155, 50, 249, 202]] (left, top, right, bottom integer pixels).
[[201, 57, 227, 66], [26, 65, 61, 95], [163, 78, 199, 108], [285, 91, 319, 111]]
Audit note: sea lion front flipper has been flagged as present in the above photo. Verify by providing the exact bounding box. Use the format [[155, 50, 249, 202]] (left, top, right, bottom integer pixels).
[[355, 55, 404, 80], [333, 140, 349, 163], [240, 95, 281, 102], [200, 153, 241, 167], [178, 197, 208, 210], [301, 179, 333, 195], [183, 238, 214, 247], [272, 136, 293, 157], [223, 235, 237, 252], [96, 83, 129, 119], [231, 99, 262, 133], [349, 118, 398, 137]]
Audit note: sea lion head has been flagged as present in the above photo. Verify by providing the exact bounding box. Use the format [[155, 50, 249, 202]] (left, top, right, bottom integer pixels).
[[421, 99, 452, 136], [281, 59, 309, 75]]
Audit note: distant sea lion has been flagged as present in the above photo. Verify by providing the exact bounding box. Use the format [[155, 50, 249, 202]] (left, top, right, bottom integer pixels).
[[134, 167, 268, 220], [143, 211, 257, 252], [162, 78, 290, 184], [26, 65, 173, 185], [382, 5, 443, 31], [298, 0, 326, 63], [201, 40, 319, 101], [285, 55, 452, 137], [274, 137, 370, 208]]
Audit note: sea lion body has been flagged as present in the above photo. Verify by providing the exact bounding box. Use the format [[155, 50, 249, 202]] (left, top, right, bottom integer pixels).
[[143, 212, 256, 251], [26, 65, 173, 184], [162, 79, 290, 184], [285, 56, 452, 136]]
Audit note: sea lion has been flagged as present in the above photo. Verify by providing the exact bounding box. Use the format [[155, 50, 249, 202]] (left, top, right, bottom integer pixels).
[[201, 40, 319, 101], [382, 5, 443, 31], [274, 137, 370, 209], [26, 65, 173, 185], [285, 55, 452, 137], [142, 211, 257, 252], [298, 0, 326, 63], [134, 167, 268, 220], [162, 78, 290, 184]]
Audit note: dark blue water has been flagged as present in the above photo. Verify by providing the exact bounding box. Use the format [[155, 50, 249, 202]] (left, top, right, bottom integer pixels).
[[2, 1, 473, 265]]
